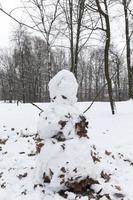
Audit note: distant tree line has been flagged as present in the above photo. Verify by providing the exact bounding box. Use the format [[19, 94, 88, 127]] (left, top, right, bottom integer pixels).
[[0, 27, 128, 103], [0, 28, 63, 103]]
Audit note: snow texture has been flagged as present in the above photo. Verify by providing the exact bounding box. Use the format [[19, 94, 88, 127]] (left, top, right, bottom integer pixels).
[[37, 70, 82, 140], [37, 104, 83, 140], [0, 101, 133, 199], [48, 69, 78, 105], [36, 71, 132, 199]]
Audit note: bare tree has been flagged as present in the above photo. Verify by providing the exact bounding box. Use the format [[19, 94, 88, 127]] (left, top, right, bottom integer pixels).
[[60, 0, 95, 78], [0, 0, 61, 82], [122, 0, 133, 99], [0, 50, 18, 102], [0, 0, 130, 108], [110, 0, 133, 99], [87, 0, 115, 114], [21, 0, 61, 81]]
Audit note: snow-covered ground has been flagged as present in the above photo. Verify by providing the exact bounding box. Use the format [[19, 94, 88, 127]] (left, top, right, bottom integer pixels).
[[0, 100, 133, 200]]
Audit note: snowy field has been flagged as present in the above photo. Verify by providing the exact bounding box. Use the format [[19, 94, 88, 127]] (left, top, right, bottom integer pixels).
[[0, 101, 133, 200]]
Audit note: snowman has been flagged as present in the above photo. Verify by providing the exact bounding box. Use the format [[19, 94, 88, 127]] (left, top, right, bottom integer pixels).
[[35, 70, 124, 199], [35, 70, 93, 199]]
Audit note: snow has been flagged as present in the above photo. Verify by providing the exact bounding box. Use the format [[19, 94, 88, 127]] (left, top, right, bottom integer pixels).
[[48, 69, 78, 105], [37, 104, 82, 140], [0, 100, 133, 199], [38, 70, 81, 140]]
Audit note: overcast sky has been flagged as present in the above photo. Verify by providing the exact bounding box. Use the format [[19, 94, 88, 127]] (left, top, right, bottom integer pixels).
[[0, 0, 21, 48]]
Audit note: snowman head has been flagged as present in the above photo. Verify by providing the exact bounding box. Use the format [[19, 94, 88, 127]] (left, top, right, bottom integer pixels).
[[49, 70, 78, 105]]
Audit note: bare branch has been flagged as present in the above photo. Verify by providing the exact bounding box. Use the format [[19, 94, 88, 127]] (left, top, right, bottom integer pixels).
[[0, 7, 44, 33]]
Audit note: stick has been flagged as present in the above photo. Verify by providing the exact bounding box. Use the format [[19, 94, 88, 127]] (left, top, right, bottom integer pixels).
[[83, 82, 108, 113], [83, 72, 116, 114], [30, 103, 44, 116], [17, 100, 44, 115]]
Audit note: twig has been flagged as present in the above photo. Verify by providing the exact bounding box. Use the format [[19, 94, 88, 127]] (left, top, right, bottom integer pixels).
[[83, 24, 133, 114], [0, 7, 43, 33], [83, 72, 116, 114], [83, 82, 108, 114], [30, 103, 44, 115], [17, 100, 44, 115]]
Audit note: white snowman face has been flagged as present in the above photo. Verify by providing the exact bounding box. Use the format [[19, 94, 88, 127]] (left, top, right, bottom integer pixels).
[[48, 69, 78, 105]]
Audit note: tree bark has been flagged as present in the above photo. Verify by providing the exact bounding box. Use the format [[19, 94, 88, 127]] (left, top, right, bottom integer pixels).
[[96, 0, 115, 114], [69, 0, 75, 74], [123, 0, 133, 99], [104, 4, 115, 114], [74, 0, 85, 78]]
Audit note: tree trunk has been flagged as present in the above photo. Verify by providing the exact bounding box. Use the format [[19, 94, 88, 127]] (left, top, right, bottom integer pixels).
[[95, 0, 115, 114], [116, 61, 121, 101], [69, 0, 74, 74], [104, 0, 115, 114], [123, 0, 133, 99], [74, 0, 85, 78]]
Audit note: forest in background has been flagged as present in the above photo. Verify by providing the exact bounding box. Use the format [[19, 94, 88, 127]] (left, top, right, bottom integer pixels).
[[0, 0, 133, 113]]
